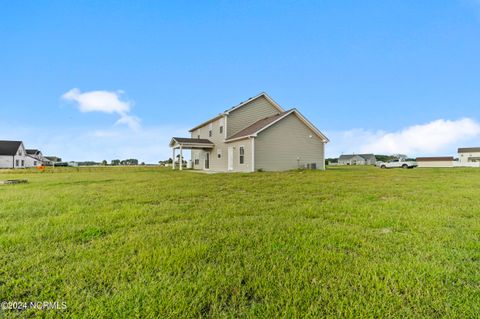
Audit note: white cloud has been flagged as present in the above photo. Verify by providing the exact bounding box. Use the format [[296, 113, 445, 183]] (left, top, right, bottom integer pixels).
[[115, 114, 141, 130], [327, 118, 480, 157], [62, 88, 140, 129]]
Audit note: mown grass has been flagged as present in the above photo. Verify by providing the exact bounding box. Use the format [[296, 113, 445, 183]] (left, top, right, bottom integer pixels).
[[0, 166, 479, 318]]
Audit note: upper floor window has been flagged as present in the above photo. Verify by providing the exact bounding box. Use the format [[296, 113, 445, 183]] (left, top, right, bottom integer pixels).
[[209, 123, 213, 137], [219, 117, 225, 135], [239, 147, 245, 164]]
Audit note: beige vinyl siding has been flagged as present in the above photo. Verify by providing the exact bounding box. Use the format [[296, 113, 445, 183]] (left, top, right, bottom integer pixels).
[[417, 161, 453, 168], [227, 96, 280, 138], [225, 138, 253, 172], [254, 113, 325, 171], [190, 115, 227, 171]]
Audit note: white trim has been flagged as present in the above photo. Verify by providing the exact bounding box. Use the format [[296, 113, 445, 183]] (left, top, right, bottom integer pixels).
[[251, 137, 255, 172], [224, 135, 251, 143], [227, 147, 234, 171], [224, 115, 228, 139], [172, 143, 214, 149]]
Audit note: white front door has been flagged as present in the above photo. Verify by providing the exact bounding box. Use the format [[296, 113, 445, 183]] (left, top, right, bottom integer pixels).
[[228, 147, 234, 171]]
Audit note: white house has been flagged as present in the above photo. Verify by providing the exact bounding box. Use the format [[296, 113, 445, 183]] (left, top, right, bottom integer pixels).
[[458, 147, 480, 163], [0, 140, 26, 169], [25, 149, 49, 167], [338, 154, 376, 165]]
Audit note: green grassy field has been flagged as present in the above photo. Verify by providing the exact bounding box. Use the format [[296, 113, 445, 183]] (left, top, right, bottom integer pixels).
[[0, 166, 479, 318]]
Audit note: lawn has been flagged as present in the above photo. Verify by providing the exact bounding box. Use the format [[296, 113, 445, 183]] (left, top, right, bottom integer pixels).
[[0, 166, 479, 318]]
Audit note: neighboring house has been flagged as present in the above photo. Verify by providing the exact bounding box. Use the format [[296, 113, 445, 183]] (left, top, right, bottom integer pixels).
[[0, 140, 26, 169], [169, 92, 329, 172], [338, 154, 376, 165], [458, 147, 480, 163], [416, 157, 454, 168], [25, 149, 49, 167], [44, 156, 63, 166]]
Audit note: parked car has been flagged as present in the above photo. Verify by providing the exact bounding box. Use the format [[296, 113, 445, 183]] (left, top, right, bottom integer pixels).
[[376, 159, 418, 169]]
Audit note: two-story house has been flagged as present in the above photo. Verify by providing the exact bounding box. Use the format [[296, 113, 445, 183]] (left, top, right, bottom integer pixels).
[[0, 140, 27, 169], [169, 92, 329, 172]]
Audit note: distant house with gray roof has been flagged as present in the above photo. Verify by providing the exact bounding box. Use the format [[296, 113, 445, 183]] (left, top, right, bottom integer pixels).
[[338, 154, 376, 165], [0, 140, 26, 169]]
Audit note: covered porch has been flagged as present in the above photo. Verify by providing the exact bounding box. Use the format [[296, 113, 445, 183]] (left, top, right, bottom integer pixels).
[[169, 137, 214, 170]]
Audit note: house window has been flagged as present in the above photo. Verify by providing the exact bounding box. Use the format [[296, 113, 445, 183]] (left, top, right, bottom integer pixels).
[[21, 160, 24, 167], [219, 126, 223, 134], [34, 161, 37, 166], [217, 149, 222, 159], [209, 123, 213, 137], [16, 160, 19, 166], [194, 158, 199, 165], [197, 135, 200, 139], [239, 146, 245, 164]]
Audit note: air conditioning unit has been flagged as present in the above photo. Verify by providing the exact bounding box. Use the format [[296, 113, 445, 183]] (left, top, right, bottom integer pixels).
[[306, 163, 317, 170]]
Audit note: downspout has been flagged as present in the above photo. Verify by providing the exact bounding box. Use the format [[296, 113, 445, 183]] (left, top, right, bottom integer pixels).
[[251, 137, 255, 172]]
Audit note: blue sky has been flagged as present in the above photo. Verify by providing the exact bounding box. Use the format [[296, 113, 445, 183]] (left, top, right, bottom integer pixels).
[[1, 1, 480, 162]]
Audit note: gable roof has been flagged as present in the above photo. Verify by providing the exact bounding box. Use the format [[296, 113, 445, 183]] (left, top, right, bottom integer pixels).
[[223, 92, 284, 115], [458, 147, 480, 153], [227, 111, 289, 140], [0, 140, 23, 156], [225, 109, 329, 143], [339, 154, 376, 161], [169, 137, 214, 148], [189, 92, 284, 132], [26, 149, 41, 155]]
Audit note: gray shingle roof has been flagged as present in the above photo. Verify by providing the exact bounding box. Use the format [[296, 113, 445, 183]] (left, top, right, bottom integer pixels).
[[26, 149, 40, 155], [458, 147, 480, 153], [171, 137, 214, 144], [0, 140, 22, 156], [339, 154, 375, 161]]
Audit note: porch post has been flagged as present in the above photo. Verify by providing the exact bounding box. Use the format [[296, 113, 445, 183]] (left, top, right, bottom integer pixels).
[[172, 147, 175, 170], [179, 146, 183, 171]]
